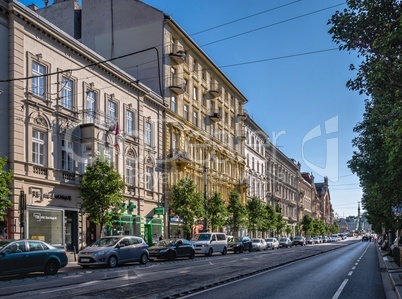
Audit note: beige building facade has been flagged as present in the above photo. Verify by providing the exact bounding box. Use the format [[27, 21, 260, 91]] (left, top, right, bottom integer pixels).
[[0, 1, 165, 250]]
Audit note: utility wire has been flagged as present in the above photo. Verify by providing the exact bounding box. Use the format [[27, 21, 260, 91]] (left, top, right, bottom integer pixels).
[[189, 0, 302, 36]]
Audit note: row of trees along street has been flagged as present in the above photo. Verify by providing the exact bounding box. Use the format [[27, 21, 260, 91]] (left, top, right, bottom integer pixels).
[[328, 0, 402, 237], [0, 155, 339, 239]]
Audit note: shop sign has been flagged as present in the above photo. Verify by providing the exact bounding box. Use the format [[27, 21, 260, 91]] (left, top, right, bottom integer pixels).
[[154, 207, 164, 215]]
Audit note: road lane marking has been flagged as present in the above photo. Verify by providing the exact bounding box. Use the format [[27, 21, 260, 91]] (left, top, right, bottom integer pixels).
[[348, 271, 353, 276], [332, 278, 348, 299]]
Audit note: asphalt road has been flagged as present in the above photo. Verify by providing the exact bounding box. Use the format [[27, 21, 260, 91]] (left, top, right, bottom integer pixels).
[[0, 238, 379, 299]]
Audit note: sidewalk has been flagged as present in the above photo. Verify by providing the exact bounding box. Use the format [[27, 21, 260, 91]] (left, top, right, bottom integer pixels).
[[378, 245, 402, 299]]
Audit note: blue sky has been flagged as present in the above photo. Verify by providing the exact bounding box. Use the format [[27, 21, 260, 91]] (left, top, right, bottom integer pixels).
[[19, 0, 365, 217]]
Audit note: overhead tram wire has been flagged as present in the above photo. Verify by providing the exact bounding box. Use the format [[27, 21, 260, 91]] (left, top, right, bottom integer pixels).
[[1, 3, 345, 90], [189, 0, 302, 37]]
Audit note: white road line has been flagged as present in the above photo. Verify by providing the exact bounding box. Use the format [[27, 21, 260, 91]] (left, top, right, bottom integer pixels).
[[348, 271, 353, 276], [332, 279, 348, 299]]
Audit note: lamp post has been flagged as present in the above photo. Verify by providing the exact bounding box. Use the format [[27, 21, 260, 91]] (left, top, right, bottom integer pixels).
[[203, 150, 208, 232]]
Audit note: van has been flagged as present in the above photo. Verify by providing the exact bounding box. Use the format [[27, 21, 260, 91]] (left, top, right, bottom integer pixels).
[[190, 232, 227, 256]]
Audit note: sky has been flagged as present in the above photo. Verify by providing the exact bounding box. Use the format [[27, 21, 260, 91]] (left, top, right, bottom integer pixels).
[[19, 0, 365, 218]]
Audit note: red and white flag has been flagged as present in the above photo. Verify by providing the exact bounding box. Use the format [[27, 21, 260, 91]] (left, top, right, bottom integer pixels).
[[114, 122, 119, 148]]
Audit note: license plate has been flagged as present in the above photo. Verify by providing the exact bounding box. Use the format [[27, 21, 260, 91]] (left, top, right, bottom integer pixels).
[[80, 258, 90, 262]]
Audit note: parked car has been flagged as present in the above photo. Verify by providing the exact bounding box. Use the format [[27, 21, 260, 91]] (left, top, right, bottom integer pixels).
[[190, 232, 227, 256], [252, 238, 267, 251], [312, 237, 320, 244], [78, 236, 149, 268], [306, 237, 315, 245], [0, 239, 68, 276], [279, 237, 293, 248], [227, 236, 253, 253], [265, 238, 279, 250], [321, 236, 330, 243], [148, 238, 195, 260], [293, 236, 306, 246]]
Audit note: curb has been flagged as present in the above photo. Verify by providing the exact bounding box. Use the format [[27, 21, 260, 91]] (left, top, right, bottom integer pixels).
[[378, 246, 401, 299]]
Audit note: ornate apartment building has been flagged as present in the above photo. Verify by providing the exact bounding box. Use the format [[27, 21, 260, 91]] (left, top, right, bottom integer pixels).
[[244, 117, 269, 202], [265, 141, 300, 236], [298, 172, 317, 222], [0, 0, 165, 250], [32, 0, 248, 235]]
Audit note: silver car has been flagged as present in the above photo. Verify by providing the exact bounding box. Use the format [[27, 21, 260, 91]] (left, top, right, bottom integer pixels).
[[78, 236, 149, 268], [265, 237, 279, 250]]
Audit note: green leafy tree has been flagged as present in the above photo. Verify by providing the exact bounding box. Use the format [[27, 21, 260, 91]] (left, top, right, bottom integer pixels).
[[226, 190, 247, 235], [301, 214, 313, 236], [330, 222, 339, 234], [207, 192, 228, 232], [275, 206, 287, 236], [80, 156, 125, 237], [170, 178, 204, 238], [285, 225, 293, 236], [246, 197, 265, 236], [260, 203, 277, 235], [0, 157, 12, 222], [328, 0, 402, 232]]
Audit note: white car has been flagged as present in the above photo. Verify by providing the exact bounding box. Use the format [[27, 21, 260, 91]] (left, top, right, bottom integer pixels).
[[265, 238, 279, 250], [252, 238, 267, 251]]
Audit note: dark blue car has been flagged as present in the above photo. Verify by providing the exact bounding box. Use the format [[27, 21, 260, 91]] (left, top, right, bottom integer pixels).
[[0, 239, 68, 276]]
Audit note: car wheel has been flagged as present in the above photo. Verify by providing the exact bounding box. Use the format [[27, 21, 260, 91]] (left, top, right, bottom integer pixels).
[[206, 248, 213, 256], [167, 251, 176, 261], [222, 247, 227, 255], [249, 245, 253, 252], [239, 246, 244, 253], [44, 259, 60, 275], [140, 253, 149, 264], [108, 255, 118, 268], [189, 250, 195, 259]]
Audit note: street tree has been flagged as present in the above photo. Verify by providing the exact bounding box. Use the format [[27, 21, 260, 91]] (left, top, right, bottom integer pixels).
[[246, 197, 265, 237], [328, 0, 402, 232], [80, 156, 125, 237], [260, 203, 277, 235], [301, 214, 313, 236], [0, 157, 12, 222], [207, 192, 228, 232], [169, 178, 204, 238], [275, 206, 287, 236], [226, 190, 247, 236]]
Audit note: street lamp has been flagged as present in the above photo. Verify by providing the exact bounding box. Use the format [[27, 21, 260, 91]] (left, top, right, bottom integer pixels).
[[203, 149, 208, 232]]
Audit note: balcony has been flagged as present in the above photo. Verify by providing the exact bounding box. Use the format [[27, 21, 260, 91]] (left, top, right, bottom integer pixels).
[[237, 130, 247, 141], [167, 77, 186, 95], [168, 148, 191, 166], [168, 44, 186, 65], [237, 108, 249, 120], [209, 110, 222, 122], [208, 82, 221, 97], [80, 109, 117, 131], [238, 178, 249, 188]]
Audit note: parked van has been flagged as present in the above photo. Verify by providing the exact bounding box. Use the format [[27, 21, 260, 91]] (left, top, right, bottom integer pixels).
[[190, 232, 227, 256]]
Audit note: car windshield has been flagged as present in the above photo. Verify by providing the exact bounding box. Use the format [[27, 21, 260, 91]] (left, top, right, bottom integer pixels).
[[280, 238, 288, 242], [266, 238, 274, 242], [252, 239, 260, 243], [0, 240, 11, 250], [191, 234, 211, 241], [90, 237, 121, 247], [155, 239, 176, 246], [295, 237, 302, 240], [231, 237, 243, 242]]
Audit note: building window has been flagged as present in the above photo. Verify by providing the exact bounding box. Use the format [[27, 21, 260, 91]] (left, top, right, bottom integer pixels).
[[193, 59, 198, 73], [86, 91, 96, 122], [32, 130, 46, 165], [172, 132, 178, 149], [61, 77, 73, 110], [202, 89, 207, 106], [61, 139, 74, 172], [146, 166, 154, 191], [210, 123, 214, 136], [193, 86, 198, 101], [193, 111, 198, 126], [145, 121, 153, 145], [184, 105, 189, 121], [32, 61, 46, 98], [98, 143, 112, 164], [202, 115, 206, 131], [108, 100, 117, 126], [171, 95, 177, 113], [126, 110, 134, 136], [126, 159, 135, 186]]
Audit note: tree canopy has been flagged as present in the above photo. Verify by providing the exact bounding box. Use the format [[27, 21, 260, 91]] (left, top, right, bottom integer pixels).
[[207, 192, 228, 232], [226, 190, 247, 235], [80, 156, 125, 237], [328, 0, 402, 231], [169, 178, 204, 238], [0, 157, 12, 222]]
